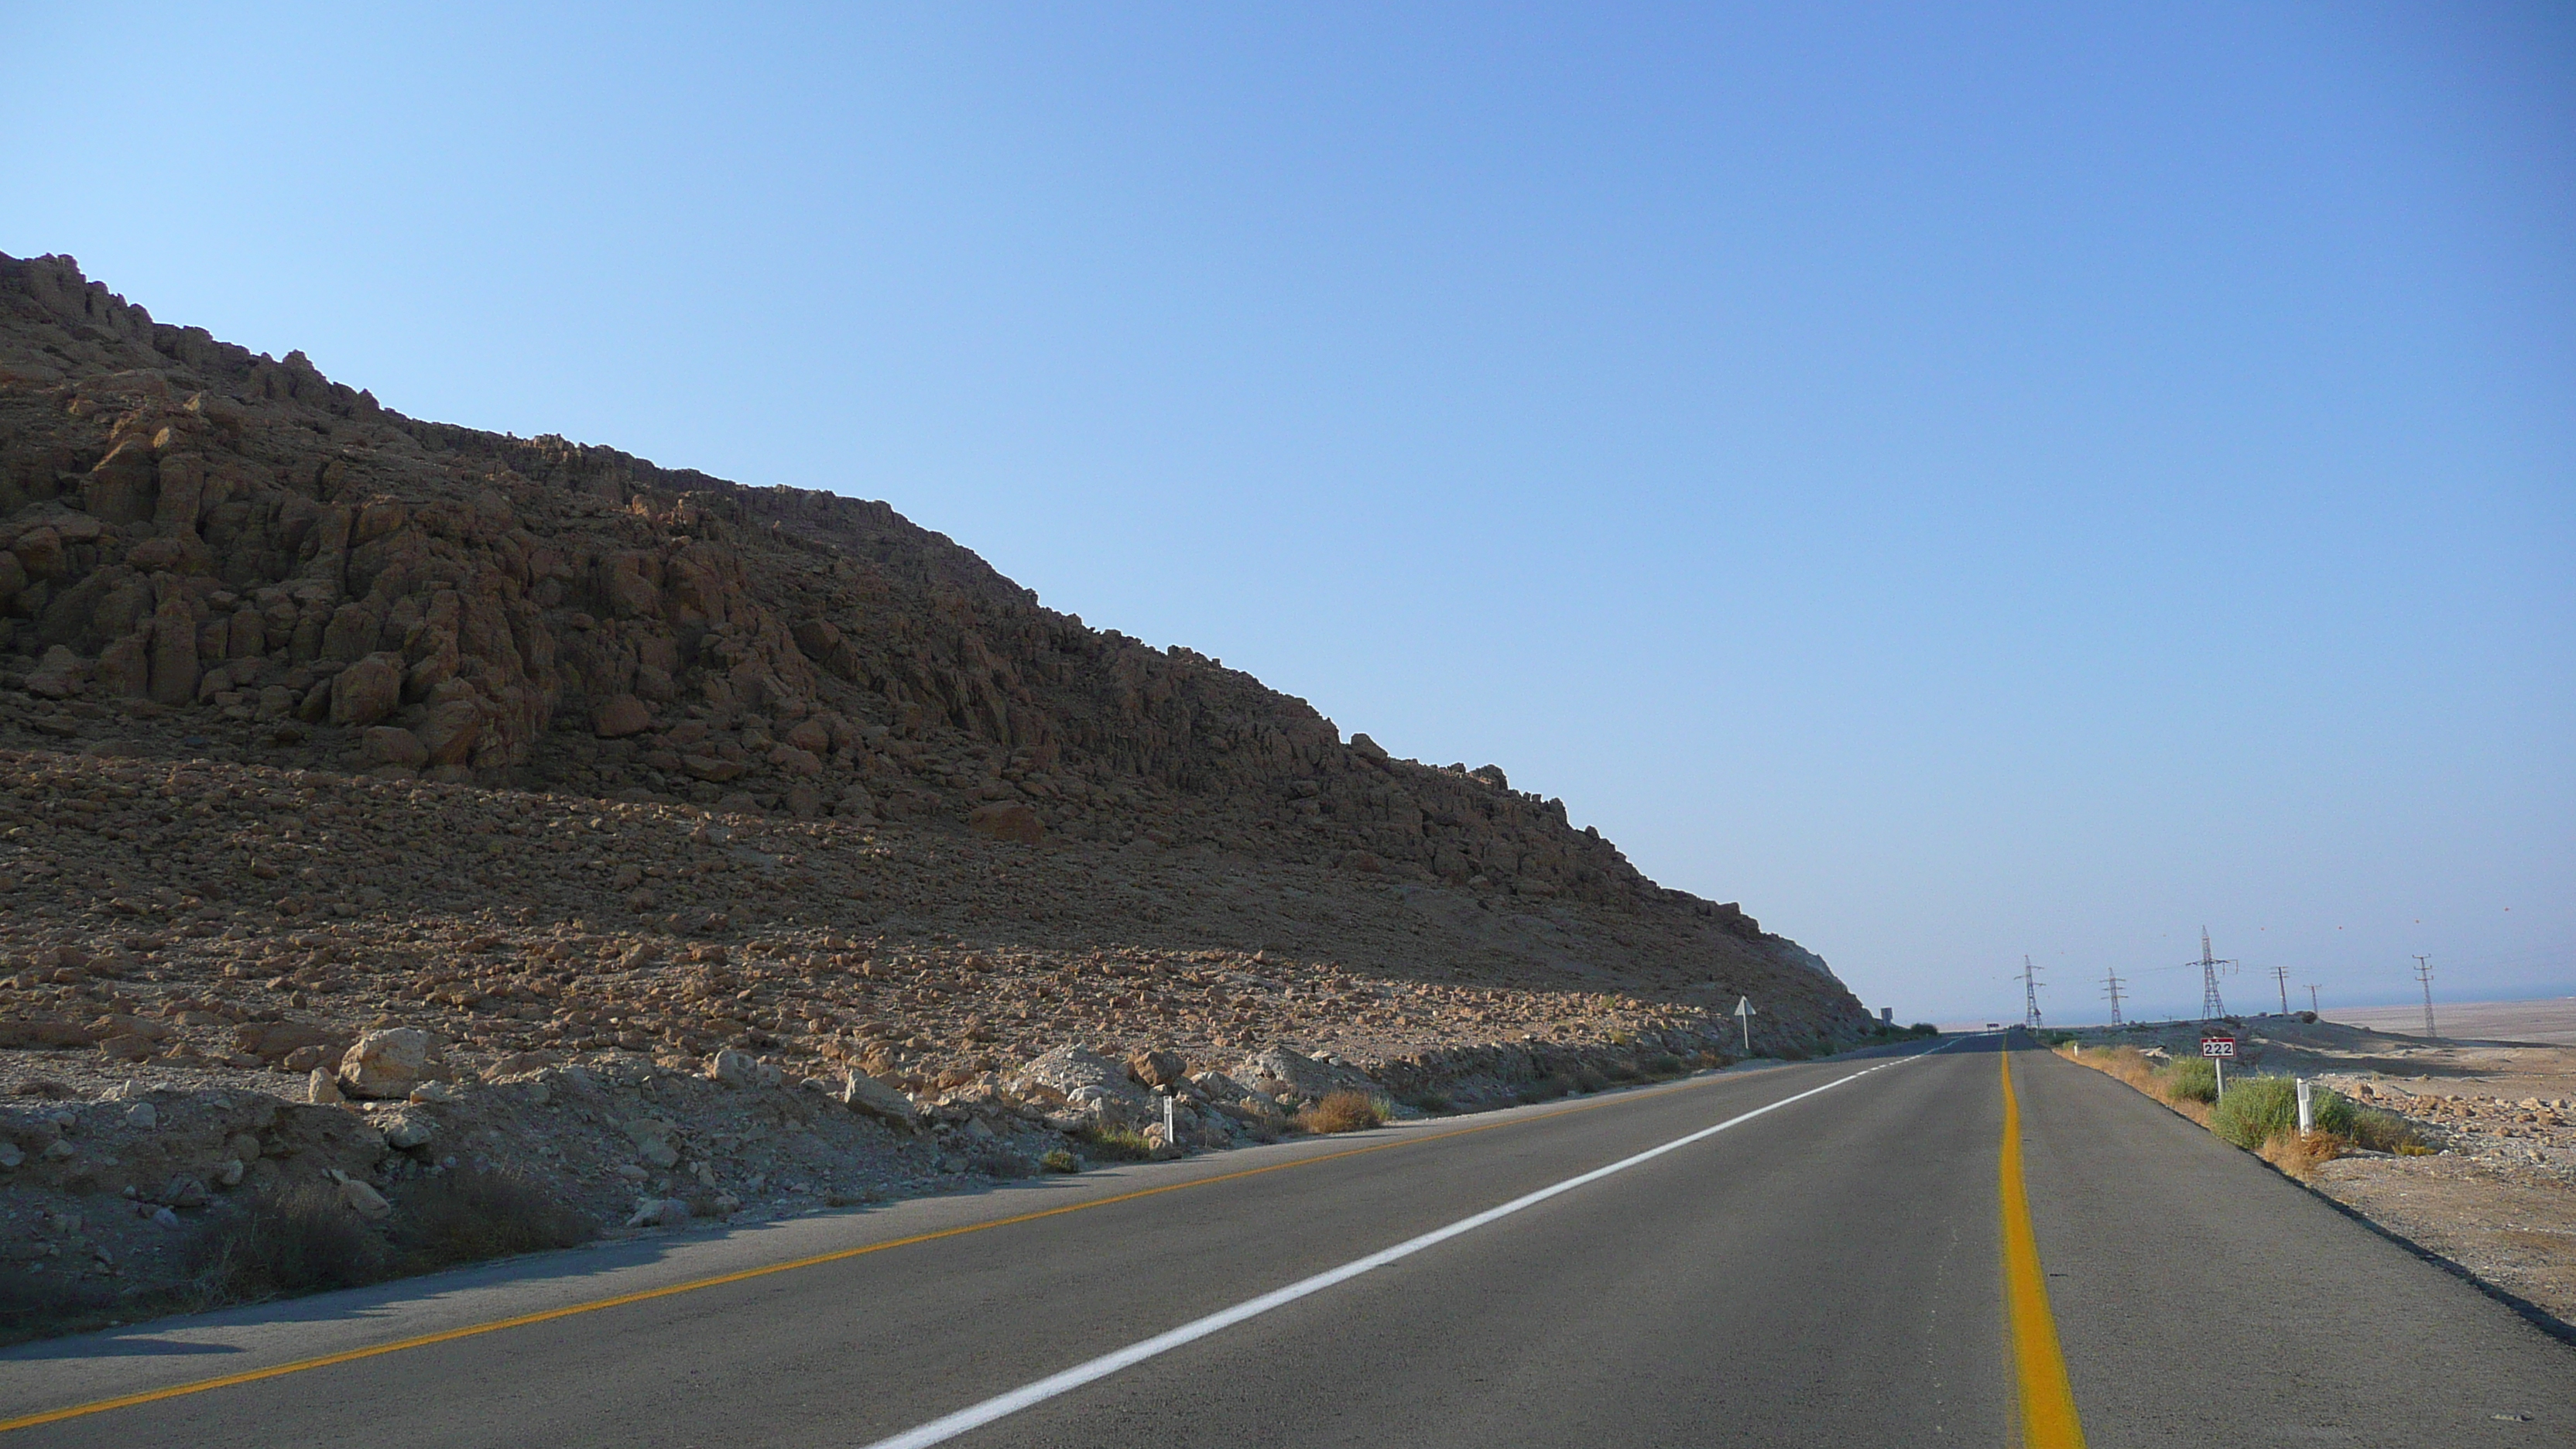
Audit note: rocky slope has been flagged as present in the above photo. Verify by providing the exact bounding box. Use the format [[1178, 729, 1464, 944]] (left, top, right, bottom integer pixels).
[[0, 252, 1881, 1312]]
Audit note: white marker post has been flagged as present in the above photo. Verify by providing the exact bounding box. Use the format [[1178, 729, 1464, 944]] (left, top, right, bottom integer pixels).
[[2296, 1077, 2313, 1134], [1735, 996, 1756, 1054], [1162, 1088, 1177, 1147]]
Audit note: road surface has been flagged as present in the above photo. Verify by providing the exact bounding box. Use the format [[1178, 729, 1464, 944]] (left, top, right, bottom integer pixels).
[[4, 1034, 2568, 1446]]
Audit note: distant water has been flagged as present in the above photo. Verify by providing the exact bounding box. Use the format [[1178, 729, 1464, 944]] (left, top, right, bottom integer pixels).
[[2324, 998, 2576, 1047]]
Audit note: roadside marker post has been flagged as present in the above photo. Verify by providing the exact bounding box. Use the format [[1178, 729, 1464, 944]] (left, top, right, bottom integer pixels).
[[2201, 1033, 2236, 1100], [2296, 1077, 2313, 1133]]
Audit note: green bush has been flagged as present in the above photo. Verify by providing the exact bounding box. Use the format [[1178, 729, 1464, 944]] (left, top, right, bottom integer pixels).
[[2160, 1058, 2218, 1104], [2209, 1075, 2355, 1149], [1077, 1124, 1155, 1161], [1040, 1149, 1078, 1173]]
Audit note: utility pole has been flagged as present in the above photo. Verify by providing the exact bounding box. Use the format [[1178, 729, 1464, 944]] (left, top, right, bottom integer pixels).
[[2305, 983, 2320, 1014], [2102, 968, 2126, 1027], [2413, 955, 2437, 1039], [2271, 963, 2290, 1015], [2020, 955, 2044, 1031], [2193, 927, 2235, 1021]]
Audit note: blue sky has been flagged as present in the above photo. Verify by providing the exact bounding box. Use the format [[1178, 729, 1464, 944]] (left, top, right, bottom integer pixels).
[[6, 3, 2568, 1022]]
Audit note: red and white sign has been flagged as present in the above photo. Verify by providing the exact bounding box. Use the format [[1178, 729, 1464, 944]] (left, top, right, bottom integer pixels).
[[2200, 1035, 2238, 1058]]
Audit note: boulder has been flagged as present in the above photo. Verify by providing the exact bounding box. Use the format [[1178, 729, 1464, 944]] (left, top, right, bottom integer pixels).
[[360, 727, 428, 769], [0, 1016, 98, 1049], [337, 1177, 392, 1220], [1127, 1049, 1189, 1090], [966, 800, 1045, 844], [625, 1197, 691, 1229], [593, 694, 653, 738], [379, 1111, 435, 1150], [839, 1068, 926, 1129], [1231, 1046, 1378, 1105], [705, 1047, 759, 1088], [1012, 1044, 1153, 1114], [481, 1050, 560, 1081], [232, 1019, 346, 1064], [23, 646, 82, 699], [337, 1027, 435, 1099], [328, 651, 405, 728]]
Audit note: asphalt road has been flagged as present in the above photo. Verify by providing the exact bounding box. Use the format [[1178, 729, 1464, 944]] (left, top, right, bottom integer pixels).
[[5, 1035, 2570, 1447]]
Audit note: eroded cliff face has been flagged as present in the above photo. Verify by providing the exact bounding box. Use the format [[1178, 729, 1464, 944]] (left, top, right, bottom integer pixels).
[[0, 252, 1860, 1016]]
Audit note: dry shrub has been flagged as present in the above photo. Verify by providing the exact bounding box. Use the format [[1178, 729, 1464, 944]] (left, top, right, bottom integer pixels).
[[188, 1182, 392, 1302], [2063, 1044, 2161, 1094], [967, 1148, 1036, 1180], [391, 1167, 595, 1269], [2259, 1129, 2349, 1180], [2348, 1105, 2431, 1155], [2160, 1057, 2219, 1105], [0, 1269, 117, 1345], [1295, 1090, 1388, 1135]]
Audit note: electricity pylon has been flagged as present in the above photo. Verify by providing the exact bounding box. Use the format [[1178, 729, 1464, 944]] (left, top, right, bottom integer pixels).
[[2193, 927, 2235, 1021]]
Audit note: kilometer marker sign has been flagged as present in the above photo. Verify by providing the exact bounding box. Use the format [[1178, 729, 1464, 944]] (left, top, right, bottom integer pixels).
[[2201, 1033, 2236, 1100]]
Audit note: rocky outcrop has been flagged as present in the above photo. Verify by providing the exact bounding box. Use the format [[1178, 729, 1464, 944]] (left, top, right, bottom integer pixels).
[[0, 252, 1873, 1078], [0, 254, 1851, 975]]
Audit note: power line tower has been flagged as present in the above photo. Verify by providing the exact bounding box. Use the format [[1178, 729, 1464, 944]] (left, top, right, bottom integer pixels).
[[2270, 963, 2290, 1015], [2305, 983, 2321, 1014], [2193, 927, 2235, 1021], [2102, 967, 2126, 1027], [2020, 954, 2044, 1030], [2413, 954, 2437, 1038]]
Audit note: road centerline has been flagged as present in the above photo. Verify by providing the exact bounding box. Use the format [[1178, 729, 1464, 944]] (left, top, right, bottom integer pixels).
[[2000, 1044, 2088, 1448], [855, 1048, 1950, 1449]]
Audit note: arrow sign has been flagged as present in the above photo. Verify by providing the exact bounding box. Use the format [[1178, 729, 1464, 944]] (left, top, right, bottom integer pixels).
[[1735, 996, 1756, 1053]]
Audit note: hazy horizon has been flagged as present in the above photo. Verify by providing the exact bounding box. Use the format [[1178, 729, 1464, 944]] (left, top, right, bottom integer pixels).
[[6, 3, 2567, 1023]]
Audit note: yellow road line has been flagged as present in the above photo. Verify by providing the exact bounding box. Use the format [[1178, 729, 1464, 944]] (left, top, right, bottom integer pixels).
[[2000, 1045, 2088, 1449], [2, 1068, 1764, 1434]]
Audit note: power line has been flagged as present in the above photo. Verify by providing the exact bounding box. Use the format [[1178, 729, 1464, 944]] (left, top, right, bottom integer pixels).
[[2413, 954, 2437, 1038], [2194, 927, 2237, 1021], [2020, 954, 2044, 1031]]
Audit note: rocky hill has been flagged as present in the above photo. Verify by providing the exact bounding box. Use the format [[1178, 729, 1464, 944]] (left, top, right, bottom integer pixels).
[[0, 252, 1881, 1307]]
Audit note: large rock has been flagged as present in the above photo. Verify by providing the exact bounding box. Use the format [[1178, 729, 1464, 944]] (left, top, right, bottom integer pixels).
[[1231, 1046, 1378, 1105], [337, 1027, 435, 1099], [1013, 1045, 1153, 1115], [360, 726, 428, 768], [593, 694, 653, 738], [328, 652, 405, 728], [838, 1068, 925, 1128], [966, 801, 1045, 844], [231, 1019, 348, 1064], [1127, 1049, 1189, 1090]]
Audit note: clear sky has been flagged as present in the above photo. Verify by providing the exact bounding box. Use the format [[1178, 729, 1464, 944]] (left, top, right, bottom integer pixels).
[[6, 3, 2568, 1023]]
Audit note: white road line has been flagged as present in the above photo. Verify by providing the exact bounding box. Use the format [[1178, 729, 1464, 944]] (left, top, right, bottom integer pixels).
[[858, 1042, 1958, 1449]]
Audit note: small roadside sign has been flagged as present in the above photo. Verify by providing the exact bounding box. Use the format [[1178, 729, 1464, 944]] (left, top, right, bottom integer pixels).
[[1734, 996, 1756, 1053], [2201, 1033, 2237, 1100]]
